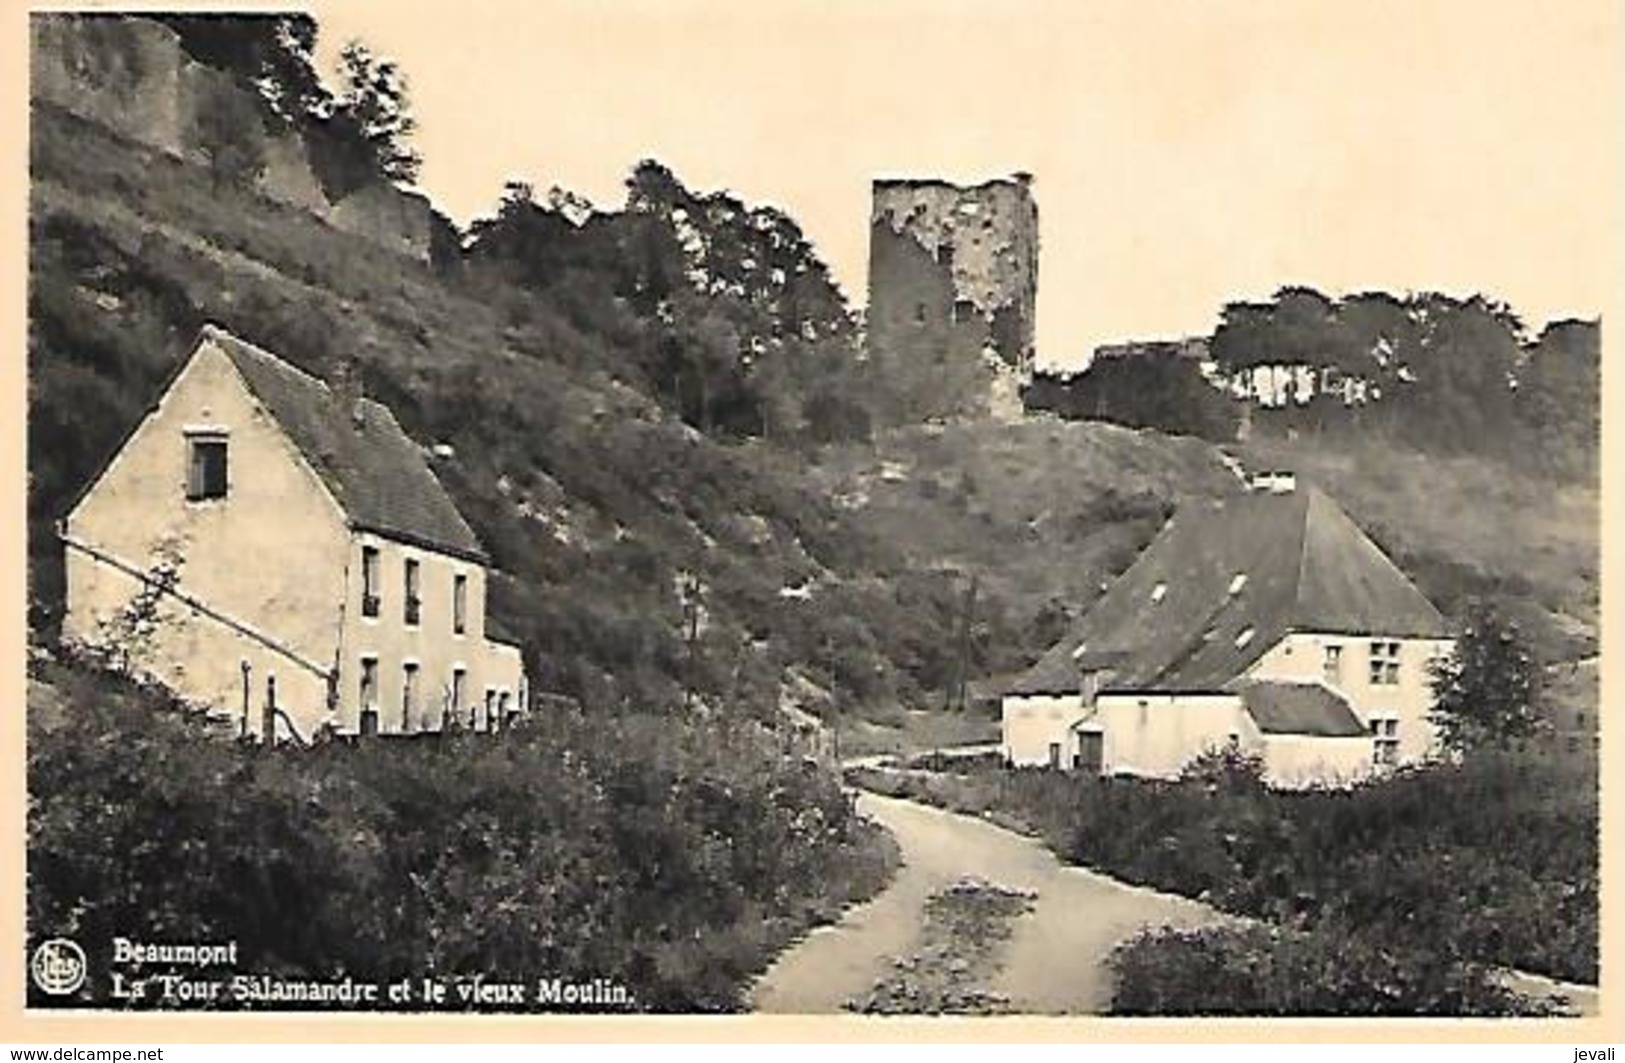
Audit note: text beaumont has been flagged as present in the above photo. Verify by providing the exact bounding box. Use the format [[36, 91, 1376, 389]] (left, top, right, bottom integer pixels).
[[112, 937, 238, 968]]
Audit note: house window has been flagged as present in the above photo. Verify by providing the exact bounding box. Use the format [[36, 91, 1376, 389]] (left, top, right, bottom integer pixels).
[[185, 434, 229, 500], [450, 667, 466, 721], [485, 688, 498, 732], [404, 559, 422, 626], [1323, 644, 1343, 685], [1368, 640, 1401, 685], [359, 656, 379, 712], [453, 574, 468, 635], [401, 662, 419, 732], [361, 546, 381, 618], [1371, 718, 1399, 767]]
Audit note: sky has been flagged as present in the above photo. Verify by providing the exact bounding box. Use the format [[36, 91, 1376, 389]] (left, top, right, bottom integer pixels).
[[314, 0, 1618, 369]]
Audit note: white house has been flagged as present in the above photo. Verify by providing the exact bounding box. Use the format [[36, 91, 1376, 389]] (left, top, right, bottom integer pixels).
[[61, 325, 528, 741], [1002, 473, 1454, 788]]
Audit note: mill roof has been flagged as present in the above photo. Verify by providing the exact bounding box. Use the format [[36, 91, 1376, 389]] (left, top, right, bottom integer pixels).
[[1237, 681, 1368, 738], [1007, 483, 1446, 696], [203, 325, 487, 563]]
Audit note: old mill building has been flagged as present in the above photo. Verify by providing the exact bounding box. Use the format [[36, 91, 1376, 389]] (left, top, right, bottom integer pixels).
[[1001, 473, 1455, 788], [61, 325, 527, 741]]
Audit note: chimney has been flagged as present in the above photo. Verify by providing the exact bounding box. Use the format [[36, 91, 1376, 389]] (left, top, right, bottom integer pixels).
[[331, 355, 365, 429], [1249, 471, 1297, 494]]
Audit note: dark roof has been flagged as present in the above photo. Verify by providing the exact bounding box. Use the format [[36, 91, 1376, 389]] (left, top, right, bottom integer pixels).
[[1007, 484, 1446, 695], [1238, 681, 1368, 737], [203, 326, 487, 562]]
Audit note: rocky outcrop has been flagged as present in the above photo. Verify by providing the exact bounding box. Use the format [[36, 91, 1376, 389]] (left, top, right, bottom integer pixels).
[[30, 14, 431, 262]]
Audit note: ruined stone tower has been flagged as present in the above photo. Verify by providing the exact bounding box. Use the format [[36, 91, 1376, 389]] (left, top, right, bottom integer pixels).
[[866, 174, 1039, 422]]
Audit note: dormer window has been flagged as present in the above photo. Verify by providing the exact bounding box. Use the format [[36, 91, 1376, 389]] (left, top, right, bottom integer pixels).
[[1228, 573, 1248, 595], [1150, 583, 1167, 604], [1234, 627, 1255, 649], [185, 431, 229, 501]]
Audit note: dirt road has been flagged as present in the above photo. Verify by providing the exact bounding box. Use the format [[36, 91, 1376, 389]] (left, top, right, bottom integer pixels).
[[749, 790, 1228, 1014]]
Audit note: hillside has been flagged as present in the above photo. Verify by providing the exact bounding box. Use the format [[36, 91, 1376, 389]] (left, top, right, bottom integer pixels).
[[28, 71, 1598, 731], [26, 100, 950, 721], [805, 416, 1598, 685]]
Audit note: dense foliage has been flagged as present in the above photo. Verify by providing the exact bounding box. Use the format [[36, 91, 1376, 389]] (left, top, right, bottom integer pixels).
[[26, 104, 973, 717], [1024, 351, 1240, 443], [29, 657, 896, 1011], [1208, 287, 1598, 477], [156, 14, 421, 190], [463, 162, 875, 444], [850, 756, 1597, 985], [1428, 603, 1546, 754], [1109, 925, 1552, 1016]]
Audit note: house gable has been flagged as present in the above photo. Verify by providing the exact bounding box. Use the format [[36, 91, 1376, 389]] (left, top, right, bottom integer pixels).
[[202, 326, 487, 563], [62, 336, 357, 727]]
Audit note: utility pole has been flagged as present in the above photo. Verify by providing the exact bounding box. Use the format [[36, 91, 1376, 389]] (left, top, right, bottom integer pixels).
[[682, 571, 703, 712], [944, 571, 978, 713], [956, 573, 978, 712], [261, 673, 277, 746]]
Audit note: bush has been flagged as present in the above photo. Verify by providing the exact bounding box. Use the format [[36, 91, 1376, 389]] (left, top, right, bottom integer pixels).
[[28, 657, 897, 1012], [848, 756, 1597, 984], [1110, 925, 1554, 1016]]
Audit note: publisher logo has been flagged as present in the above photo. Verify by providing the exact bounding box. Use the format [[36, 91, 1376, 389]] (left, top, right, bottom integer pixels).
[[31, 938, 87, 996]]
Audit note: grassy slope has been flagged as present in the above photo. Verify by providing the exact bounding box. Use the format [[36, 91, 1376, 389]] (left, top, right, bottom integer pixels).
[[27, 102, 938, 719], [810, 417, 1598, 668], [1241, 434, 1598, 659], [29, 99, 1597, 737]]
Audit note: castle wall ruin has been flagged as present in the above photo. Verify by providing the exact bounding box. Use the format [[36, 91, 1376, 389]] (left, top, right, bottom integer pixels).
[[30, 14, 431, 263]]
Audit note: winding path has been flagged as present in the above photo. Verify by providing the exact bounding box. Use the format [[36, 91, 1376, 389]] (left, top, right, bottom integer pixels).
[[752, 788, 1600, 1016], [750, 790, 1231, 1014]]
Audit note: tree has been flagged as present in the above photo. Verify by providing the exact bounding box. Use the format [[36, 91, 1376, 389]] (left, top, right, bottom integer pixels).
[[194, 78, 267, 191], [1428, 603, 1546, 755], [1516, 318, 1600, 477], [1023, 351, 1239, 443], [157, 14, 329, 126], [331, 40, 421, 184]]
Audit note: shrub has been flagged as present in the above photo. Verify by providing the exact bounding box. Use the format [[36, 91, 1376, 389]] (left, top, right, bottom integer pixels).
[[1109, 925, 1554, 1016], [28, 657, 897, 1011], [849, 756, 1597, 984]]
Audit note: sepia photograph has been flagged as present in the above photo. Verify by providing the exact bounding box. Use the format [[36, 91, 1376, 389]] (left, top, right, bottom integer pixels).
[[11, 0, 1615, 1035]]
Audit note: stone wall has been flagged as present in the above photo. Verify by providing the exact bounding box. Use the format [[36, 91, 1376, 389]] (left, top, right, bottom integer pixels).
[[867, 175, 1039, 422], [30, 13, 431, 263]]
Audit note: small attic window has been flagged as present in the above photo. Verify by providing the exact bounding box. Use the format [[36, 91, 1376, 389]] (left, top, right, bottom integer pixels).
[[1234, 627, 1256, 649], [1228, 573, 1248, 595], [185, 430, 229, 501], [1150, 583, 1168, 604]]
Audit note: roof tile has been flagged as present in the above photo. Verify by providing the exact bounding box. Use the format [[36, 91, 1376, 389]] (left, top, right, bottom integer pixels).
[[203, 326, 486, 562], [1008, 483, 1445, 695]]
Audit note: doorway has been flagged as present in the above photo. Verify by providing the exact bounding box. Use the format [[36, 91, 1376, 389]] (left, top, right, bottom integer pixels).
[[1074, 730, 1104, 774]]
